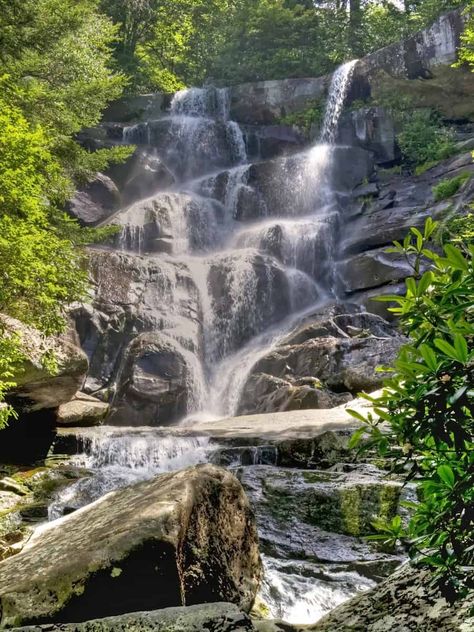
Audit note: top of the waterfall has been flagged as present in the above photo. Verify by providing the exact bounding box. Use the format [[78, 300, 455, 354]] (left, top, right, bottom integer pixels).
[[170, 87, 230, 120], [320, 60, 358, 145]]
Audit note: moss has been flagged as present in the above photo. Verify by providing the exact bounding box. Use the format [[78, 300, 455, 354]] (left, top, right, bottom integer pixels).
[[278, 99, 325, 136], [432, 172, 471, 201], [377, 483, 401, 524], [340, 486, 362, 536]]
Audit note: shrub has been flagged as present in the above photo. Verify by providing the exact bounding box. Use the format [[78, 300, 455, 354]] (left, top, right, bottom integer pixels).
[[278, 100, 324, 136], [349, 218, 474, 599], [433, 173, 471, 202], [398, 110, 456, 169]]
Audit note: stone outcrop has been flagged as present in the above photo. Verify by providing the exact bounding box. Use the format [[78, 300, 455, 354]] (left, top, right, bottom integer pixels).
[[57, 392, 109, 427], [0, 464, 262, 628], [339, 151, 474, 310], [305, 563, 474, 632], [238, 305, 404, 415], [1, 315, 88, 414], [0, 316, 88, 463], [68, 173, 121, 227], [108, 332, 193, 426], [11, 603, 254, 632]]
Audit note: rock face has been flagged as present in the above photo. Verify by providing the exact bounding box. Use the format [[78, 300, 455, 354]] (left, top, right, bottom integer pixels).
[[238, 305, 404, 415], [11, 603, 254, 632], [57, 392, 109, 427], [68, 173, 121, 227], [0, 464, 262, 627], [307, 563, 474, 632], [0, 316, 88, 463], [108, 333, 193, 426], [1, 316, 88, 414], [339, 151, 474, 310]]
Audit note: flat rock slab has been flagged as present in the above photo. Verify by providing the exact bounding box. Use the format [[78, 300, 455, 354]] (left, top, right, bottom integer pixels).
[[0, 465, 261, 628], [10, 603, 253, 632]]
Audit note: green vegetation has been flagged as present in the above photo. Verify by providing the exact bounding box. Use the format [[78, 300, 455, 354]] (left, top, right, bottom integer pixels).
[[278, 100, 325, 136], [443, 212, 474, 245], [350, 219, 474, 598], [0, 0, 130, 427], [433, 173, 471, 202], [95, 1, 467, 92]]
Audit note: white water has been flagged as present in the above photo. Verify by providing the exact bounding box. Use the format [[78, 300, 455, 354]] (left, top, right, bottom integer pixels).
[[67, 62, 361, 625], [320, 60, 359, 144]]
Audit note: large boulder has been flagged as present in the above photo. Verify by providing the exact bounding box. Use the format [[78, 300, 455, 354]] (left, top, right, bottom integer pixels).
[[306, 563, 474, 632], [108, 332, 199, 426], [0, 464, 262, 627], [237, 305, 404, 415], [68, 173, 121, 227], [57, 392, 109, 427], [0, 315, 88, 414], [11, 603, 254, 632], [71, 250, 201, 397]]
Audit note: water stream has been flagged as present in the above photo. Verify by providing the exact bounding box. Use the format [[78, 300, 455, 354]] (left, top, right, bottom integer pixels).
[[53, 61, 365, 625]]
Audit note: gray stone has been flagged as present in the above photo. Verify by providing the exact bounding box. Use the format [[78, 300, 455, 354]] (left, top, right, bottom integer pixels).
[[307, 563, 474, 632], [68, 174, 121, 227], [0, 464, 262, 627], [338, 107, 397, 165], [237, 306, 403, 415], [108, 332, 192, 426], [11, 603, 253, 632], [0, 315, 88, 414], [57, 392, 109, 427]]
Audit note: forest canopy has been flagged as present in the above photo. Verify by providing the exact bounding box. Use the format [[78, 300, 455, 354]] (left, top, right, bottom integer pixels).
[[99, 1, 468, 92]]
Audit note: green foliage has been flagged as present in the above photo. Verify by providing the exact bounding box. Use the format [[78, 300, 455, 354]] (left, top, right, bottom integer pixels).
[[398, 110, 456, 169], [0, 0, 129, 426], [433, 173, 471, 202], [443, 212, 474, 245], [350, 218, 474, 599], [415, 160, 441, 176], [457, 2, 474, 71], [278, 101, 324, 136], [0, 0, 126, 184]]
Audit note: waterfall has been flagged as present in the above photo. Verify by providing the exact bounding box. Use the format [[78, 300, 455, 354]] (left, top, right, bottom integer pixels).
[[109, 67, 360, 421], [320, 60, 358, 144]]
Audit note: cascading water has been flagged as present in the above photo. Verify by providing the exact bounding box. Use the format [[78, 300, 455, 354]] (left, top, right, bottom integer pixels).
[[51, 62, 363, 626], [320, 60, 359, 144]]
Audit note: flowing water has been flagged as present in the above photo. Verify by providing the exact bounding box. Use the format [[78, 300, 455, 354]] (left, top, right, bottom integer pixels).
[[52, 61, 364, 625]]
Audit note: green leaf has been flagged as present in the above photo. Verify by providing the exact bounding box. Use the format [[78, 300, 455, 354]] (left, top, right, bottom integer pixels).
[[437, 465, 455, 489], [443, 244, 468, 271], [419, 344, 438, 372], [434, 338, 462, 361], [453, 334, 468, 364]]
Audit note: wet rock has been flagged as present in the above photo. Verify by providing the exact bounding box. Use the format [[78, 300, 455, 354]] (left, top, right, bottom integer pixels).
[[71, 250, 201, 397], [338, 107, 396, 165], [238, 465, 404, 540], [338, 248, 424, 294], [243, 124, 305, 160], [107, 149, 175, 205], [108, 332, 193, 426], [206, 252, 296, 360], [10, 603, 254, 632], [308, 563, 474, 632], [0, 315, 88, 414], [0, 464, 262, 627], [57, 392, 109, 427], [238, 373, 351, 416], [68, 173, 121, 227], [238, 306, 403, 414], [113, 191, 223, 254]]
